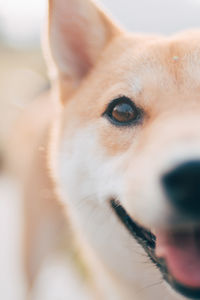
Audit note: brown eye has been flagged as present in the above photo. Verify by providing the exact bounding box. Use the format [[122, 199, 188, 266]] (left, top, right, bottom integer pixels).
[[103, 96, 143, 127], [112, 103, 135, 123]]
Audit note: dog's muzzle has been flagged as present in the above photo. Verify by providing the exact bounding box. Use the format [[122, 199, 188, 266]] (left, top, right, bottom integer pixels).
[[111, 160, 200, 299]]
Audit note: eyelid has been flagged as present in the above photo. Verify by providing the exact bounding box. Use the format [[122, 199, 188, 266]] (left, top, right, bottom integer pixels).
[[102, 96, 144, 127], [102, 96, 135, 116]]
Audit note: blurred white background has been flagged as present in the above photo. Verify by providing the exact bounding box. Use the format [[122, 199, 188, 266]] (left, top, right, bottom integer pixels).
[[0, 0, 46, 47], [1, 0, 200, 48]]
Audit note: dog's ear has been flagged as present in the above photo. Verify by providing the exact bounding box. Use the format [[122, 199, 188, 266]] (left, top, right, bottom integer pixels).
[[48, 0, 121, 83]]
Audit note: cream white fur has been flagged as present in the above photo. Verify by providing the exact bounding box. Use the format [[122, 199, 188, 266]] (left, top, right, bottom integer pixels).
[[55, 125, 183, 300]]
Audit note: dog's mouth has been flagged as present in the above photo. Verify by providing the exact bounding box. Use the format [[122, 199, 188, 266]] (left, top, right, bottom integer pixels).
[[111, 199, 200, 299]]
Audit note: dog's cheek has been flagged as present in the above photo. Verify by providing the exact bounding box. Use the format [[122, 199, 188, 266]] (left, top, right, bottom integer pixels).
[[56, 126, 126, 208], [121, 145, 172, 229], [98, 122, 140, 156]]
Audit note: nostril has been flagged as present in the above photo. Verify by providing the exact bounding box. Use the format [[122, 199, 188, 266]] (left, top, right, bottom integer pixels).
[[161, 160, 200, 214]]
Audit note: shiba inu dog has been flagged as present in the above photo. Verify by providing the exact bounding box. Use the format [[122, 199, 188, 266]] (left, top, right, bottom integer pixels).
[[20, 0, 200, 299]]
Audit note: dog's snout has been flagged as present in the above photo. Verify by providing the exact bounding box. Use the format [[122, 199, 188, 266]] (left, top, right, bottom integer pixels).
[[162, 160, 200, 215]]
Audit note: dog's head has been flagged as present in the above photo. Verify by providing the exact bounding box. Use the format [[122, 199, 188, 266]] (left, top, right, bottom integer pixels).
[[47, 0, 200, 298]]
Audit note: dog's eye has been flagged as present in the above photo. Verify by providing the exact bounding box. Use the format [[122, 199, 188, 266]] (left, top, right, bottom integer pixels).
[[103, 97, 142, 126]]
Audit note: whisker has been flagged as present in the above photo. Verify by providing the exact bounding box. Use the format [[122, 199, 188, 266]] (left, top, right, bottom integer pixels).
[[136, 279, 163, 296]]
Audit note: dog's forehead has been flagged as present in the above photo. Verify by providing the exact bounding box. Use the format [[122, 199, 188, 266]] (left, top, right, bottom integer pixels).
[[111, 32, 200, 93], [76, 31, 200, 114]]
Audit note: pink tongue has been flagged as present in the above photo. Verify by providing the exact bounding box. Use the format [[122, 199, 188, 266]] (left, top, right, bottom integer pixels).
[[156, 229, 200, 288]]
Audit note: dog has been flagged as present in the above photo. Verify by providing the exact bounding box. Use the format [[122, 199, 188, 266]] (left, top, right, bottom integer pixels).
[[14, 0, 200, 299]]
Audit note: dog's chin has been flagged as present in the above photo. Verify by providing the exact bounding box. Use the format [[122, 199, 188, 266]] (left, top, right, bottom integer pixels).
[[110, 199, 200, 300]]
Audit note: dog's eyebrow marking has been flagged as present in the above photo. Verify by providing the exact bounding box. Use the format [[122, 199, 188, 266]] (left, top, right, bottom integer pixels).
[[130, 77, 143, 96]]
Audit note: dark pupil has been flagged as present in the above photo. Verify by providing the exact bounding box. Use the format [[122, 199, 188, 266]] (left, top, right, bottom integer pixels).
[[112, 103, 135, 123]]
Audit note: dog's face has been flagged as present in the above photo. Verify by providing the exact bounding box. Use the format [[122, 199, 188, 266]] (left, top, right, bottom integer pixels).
[[48, 0, 200, 298]]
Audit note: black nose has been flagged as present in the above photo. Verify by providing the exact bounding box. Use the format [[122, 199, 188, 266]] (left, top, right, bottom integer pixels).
[[162, 160, 200, 215]]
